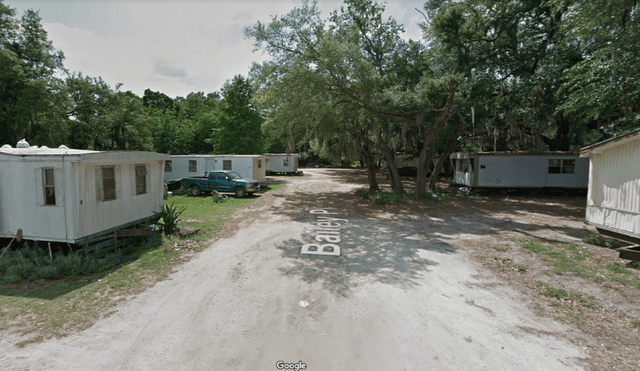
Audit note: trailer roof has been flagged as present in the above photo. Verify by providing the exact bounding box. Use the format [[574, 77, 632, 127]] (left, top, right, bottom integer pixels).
[[450, 151, 580, 159], [168, 154, 262, 158], [580, 128, 640, 157], [0, 146, 98, 156]]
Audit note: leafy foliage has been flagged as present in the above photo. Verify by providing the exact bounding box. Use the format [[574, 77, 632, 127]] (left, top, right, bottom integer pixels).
[[157, 202, 187, 235]]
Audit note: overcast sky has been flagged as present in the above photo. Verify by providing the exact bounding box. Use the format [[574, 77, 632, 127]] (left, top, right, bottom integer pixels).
[[7, 0, 426, 99]]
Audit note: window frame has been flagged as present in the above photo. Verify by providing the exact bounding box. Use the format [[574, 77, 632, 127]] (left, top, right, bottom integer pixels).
[[165, 160, 172, 172], [102, 166, 117, 201], [42, 168, 56, 206], [189, 160, 197, 172], [223, 160, 232, 170], [548, 159, 575, 174], [135, 164, 148, 195]]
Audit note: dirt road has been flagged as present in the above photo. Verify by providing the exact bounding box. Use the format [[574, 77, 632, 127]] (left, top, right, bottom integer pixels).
[[1, 169, 587, 370]]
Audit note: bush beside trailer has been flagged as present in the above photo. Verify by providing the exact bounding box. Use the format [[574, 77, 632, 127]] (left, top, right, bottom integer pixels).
[[0, 144, 168, 246], [580, 128, 640, 246], [164, 155, 266, 184], [450, 152, 589, 189]]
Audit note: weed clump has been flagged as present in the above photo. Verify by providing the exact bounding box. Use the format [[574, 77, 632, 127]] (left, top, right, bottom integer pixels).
[[583, 233, 612, 247], [371, 191, 408, 205]]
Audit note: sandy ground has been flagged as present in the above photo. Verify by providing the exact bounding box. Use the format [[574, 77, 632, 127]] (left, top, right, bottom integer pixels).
[[0, 168, 589, 370]]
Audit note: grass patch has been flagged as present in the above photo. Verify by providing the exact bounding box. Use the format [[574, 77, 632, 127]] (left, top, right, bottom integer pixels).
[[539, 282, 598, 309], [520, 238, 597, 279], [371, 191, 408, 205], [520, 238, 640, 289], [0, 186, 278, 345], [491, 245, 508, 252], [541, 283, 569, 298]]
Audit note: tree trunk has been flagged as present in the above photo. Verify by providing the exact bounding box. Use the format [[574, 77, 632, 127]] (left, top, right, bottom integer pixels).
[[361, 143, 379, 193], [377, 131, 404, 194]]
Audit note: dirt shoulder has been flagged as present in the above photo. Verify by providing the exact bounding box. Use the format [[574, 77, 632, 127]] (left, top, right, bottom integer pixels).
[[312, 167, 640, 370]]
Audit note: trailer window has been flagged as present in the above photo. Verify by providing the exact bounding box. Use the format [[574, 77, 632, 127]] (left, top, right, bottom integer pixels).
[[165, 160, 172, 172], [258, 159, 262, 168], [189, 160, 197, 172], [223, 160, 232, 170], [135, 165, 147, 195], [283, 157, 289, 167], [549, 159, 575, 174], [102, 166, 116, 201], [43, 168, 56, 206]]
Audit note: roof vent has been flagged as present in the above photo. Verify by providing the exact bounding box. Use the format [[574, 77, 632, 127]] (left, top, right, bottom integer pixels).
[[16, 139, 29, 148], [58, 145, 69, 150], [1, 144, 11, 149]]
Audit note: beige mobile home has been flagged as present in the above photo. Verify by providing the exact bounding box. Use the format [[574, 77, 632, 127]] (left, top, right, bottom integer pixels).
[[265, 153, 299, 174], [0, 144, 168, 245], [580, 128, 640, 242], [450, 152, 589, 188], [165, 155, 266, 183]]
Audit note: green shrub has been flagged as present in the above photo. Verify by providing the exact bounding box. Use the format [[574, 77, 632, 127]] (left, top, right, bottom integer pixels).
[[583, 234, 612, 247], [0, 240, 141, 283], [372, 191, 408, 205], [354, 188, 369, 198], [157, 202, 187, 235]]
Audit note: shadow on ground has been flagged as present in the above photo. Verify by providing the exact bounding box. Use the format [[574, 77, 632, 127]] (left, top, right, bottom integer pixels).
[[275, 213, 455, 296], [269, 169, 593, 296]]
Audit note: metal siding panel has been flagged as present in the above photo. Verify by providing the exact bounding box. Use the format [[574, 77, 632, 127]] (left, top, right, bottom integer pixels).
[[478, 156, 546, 187], [81, 160, 164, 238], [587, 138, 640, 236]]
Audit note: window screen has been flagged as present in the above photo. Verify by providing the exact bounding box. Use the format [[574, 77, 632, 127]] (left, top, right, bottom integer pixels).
[[549, 159, 575, 174], [189, 160, 197, 172], [102, 166, 116, 201], [43, 168, 56, 205], [223, 160, 232, 170], [136, 165, 147, 195]]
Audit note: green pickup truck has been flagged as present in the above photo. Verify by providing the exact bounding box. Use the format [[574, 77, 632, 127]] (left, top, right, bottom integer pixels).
[[180, 170, 260, 198]]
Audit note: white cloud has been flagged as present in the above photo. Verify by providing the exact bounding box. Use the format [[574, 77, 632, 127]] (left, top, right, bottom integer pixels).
[[11, 0, 426, 99]]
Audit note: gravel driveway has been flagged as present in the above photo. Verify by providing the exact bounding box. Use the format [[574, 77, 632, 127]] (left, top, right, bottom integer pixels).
[[1, 168, 587, 370]]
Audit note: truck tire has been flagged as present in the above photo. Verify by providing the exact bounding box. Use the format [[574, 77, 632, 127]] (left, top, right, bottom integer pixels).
[[190, 185, 202, 196], [234, 187, 247, 198]]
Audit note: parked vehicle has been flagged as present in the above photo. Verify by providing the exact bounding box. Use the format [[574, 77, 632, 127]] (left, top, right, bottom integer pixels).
[[180, 170, 260, 198]]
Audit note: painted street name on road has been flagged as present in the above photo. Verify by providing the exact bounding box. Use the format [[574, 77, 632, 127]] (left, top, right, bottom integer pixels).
[[301, 208, 347, 256]]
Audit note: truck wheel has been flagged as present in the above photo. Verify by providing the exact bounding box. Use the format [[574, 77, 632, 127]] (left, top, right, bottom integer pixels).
[[190, 185, 202, 196], [235, 187, 247, 198]]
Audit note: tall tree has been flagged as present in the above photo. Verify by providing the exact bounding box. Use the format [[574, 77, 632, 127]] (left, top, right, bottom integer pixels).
[[206, 75, 264, 154], [0, 4, 66, 146]]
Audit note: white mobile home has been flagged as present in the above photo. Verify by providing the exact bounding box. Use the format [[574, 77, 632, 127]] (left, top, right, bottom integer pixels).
[[0, 144, 168, 244], [450, 152, 589, 188], [165, 155, 266, 183], [580, 129, 640, 242], [265, 153, 299, 174]]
